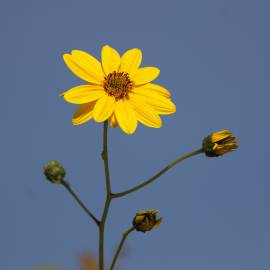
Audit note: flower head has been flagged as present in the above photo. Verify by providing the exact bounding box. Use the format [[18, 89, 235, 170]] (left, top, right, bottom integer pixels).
[[202, 130, 238, 157], [43, 160, 65, 184], [61, 45, 176, 134], [132, 210, 162, 232]]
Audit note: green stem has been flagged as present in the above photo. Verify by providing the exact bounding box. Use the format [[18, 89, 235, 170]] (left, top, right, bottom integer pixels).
[[109, 227, 135, 270], [112, 148, 203, 198], [61, 180, 100, 226], [102, 120, 112, 194], [99, 121, 113, 270]]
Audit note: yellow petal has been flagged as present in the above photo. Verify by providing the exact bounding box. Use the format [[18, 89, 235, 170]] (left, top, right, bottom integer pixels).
[[134, 83, 171, 98], [93, 95, 115, 122], [211, 130, 231, 142], [109, 113, 118, 128], [62, 85, 106, 104], [129, 94, 162, 128], [72, 102, 96, 125], [102, 45, 121, 75], [63, 50, 104, 84], [115, 99, 138, 134], [119, 48, 142, 76], [133, 89, 176, 115], [132, 67, 160, 85]]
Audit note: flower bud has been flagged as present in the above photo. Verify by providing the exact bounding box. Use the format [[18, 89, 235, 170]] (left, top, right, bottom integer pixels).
[[202, 130, 238, 157], [43, 160, 65, 184], [132, 210, 162, 233]]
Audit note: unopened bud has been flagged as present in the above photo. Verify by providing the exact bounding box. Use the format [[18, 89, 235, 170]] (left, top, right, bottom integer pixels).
[[202, 130, 238, 157], [133, 210, 162, 233], [43, 160, 65, 184]]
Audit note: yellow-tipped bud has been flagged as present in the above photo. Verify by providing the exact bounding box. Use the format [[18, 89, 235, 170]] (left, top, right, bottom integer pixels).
[[202, 130, 238, 157], [43, 160, 65, 184], [132, 210, 162, 233]]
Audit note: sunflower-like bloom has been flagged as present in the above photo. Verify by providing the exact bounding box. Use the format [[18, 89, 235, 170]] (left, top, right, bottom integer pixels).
[[202, 130, 238, 157], [61, 45, 176, 134], [132, 210, 162, 232]]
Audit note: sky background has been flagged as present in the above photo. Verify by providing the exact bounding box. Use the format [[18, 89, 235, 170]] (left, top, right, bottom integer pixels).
[[1, 0, 270, 269]]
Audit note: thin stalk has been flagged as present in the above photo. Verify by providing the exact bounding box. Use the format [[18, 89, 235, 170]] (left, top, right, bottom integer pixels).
[[102, 121, 112, 194], [99, 121, 113, 270], [61, 180, 100, 226], [110, 227, 135, 270], [112, 148, 203, 198]]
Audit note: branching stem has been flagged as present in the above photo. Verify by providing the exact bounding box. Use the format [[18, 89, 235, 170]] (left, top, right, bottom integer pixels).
[[110, 227, 135, 270], [112, 148, 203, 198], [61, 180, 100, 226]]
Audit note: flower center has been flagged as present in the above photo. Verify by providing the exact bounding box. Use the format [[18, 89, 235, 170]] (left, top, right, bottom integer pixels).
[[104, 71, 133, 100]]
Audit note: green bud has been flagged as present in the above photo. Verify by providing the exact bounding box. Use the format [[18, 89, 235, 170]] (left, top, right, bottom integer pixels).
[[43, 160, 65, 184]]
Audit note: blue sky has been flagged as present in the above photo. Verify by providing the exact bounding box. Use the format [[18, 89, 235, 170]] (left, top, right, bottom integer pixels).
[[1, 0, 270, 269]]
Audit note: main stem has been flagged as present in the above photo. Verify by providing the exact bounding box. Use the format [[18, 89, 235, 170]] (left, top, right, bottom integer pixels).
[[99, 121, 112, 270], [112, 148, 203, 198]]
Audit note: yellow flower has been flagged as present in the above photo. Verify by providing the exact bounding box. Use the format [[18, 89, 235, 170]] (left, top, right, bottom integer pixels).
[[61, 45, 176, 134], [132, 210, 162, 232], [202, 130, 238, 157]]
